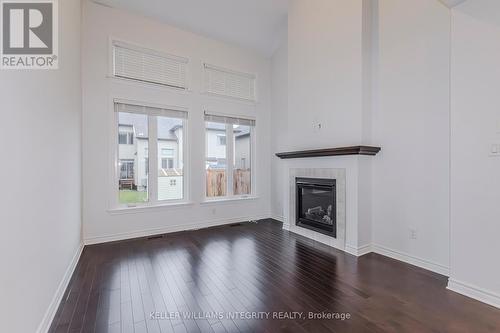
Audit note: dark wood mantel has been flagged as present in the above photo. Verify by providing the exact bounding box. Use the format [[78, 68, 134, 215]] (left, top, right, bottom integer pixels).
[[275, 145, 381, 159]]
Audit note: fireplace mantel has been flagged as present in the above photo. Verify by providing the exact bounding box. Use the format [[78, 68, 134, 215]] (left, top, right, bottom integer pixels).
[[275, 146, 381, 159]]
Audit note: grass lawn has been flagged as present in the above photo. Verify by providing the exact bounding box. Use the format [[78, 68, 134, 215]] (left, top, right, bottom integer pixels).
[[119, 190, 148, 204]]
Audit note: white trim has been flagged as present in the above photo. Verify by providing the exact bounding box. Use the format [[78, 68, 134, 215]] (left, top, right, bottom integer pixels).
[[108, 201, 195, 215], [372, 244, 450, 276], [203, 63, 256, 79], [203, 62, 257, 103], [204, 110, 256, 122], [200, 196, 259, 205], [447, 278, 500, 309], [36, 243, 84, 333], [271, 215, 285, 223], [107, 76, 193, 93], [113, 40, 189, 64], [84, 215, 269, 245], [109, 38, 190, 90], [111, 98, 190, 210], [345, 244, 373, 257], [114, 98, 189, 115], [203, 113, 256, 200]]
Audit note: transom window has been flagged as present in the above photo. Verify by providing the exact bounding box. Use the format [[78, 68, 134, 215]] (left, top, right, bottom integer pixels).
[[115, 101, 187, 207], [205, 112, 255, 198]]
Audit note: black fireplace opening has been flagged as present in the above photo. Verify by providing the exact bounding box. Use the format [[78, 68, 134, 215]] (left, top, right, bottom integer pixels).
[[296, 177, 336, 238]]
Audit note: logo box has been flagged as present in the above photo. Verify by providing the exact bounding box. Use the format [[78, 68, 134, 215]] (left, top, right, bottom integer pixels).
[[1, 0, 58, 69]]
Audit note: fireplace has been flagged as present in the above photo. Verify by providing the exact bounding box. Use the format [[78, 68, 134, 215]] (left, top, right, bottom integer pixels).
[[296, 177, 336, 238]]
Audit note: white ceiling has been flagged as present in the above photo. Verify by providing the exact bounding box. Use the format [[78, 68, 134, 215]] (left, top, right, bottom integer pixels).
[[93, 0, 290, 57], [438, 0, 469, 8]]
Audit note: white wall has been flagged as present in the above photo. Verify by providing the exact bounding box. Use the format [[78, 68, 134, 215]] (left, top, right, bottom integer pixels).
[[0, 0, 82, 332], [449, 0, 500, 306], [271, 0, 371, 251], [371, 0, 451, 274], [270, 23, 288, 220], [287, 0, 364, 149], [82, 0, 272, 243]]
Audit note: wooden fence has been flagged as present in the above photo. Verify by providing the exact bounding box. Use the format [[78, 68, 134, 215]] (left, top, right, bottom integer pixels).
[[206, 169, 251, 197]]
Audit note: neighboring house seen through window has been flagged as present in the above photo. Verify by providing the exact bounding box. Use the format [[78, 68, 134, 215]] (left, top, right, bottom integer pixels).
[[162, 158, 174, 169], [115, 102, 187, 206], [204, 112, 254, 198]]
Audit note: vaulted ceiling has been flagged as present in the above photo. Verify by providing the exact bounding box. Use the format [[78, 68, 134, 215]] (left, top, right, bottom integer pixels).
[[93, 0, 290, 57], [438, 0, 469, 8], [93, 0, 470, 57]]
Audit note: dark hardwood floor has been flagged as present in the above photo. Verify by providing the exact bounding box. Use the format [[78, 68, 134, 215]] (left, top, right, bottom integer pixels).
[[49, 219, 500, 333]]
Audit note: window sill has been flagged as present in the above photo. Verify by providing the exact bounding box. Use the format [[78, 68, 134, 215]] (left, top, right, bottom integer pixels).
[[200, 196, 259, 205], [108, 201, 194, 215], [107, 76, 193, 93]]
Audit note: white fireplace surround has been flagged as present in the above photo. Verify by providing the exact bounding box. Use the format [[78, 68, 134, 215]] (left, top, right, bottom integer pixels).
[[285, 168, 346, 251]]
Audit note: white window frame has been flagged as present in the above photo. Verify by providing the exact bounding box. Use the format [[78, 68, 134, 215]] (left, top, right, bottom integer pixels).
[[108, 38, 191, 91], [204, 111, 256, 201], [203, 63, 257, 103], [111, 99, 189, 209]]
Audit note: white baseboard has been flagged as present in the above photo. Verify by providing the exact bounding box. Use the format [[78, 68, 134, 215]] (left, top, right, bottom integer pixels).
[[447, 278, 500, 309], [36, 242, 84, 333], [84, 215, 269, 245], [345, 243, 372, 257], [271, 214, 285, 223], [372, 244, 450, 276]]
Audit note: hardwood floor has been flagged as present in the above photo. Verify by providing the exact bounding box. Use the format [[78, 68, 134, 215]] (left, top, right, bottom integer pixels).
[[49, 219, 500, 333]]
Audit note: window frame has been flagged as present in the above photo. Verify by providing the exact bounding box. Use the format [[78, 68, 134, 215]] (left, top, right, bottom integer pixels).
[[203, 63, 257, 102], [111, 99, 189, 209], [111, 39, 189, 90], [204, 111, 256, 201]]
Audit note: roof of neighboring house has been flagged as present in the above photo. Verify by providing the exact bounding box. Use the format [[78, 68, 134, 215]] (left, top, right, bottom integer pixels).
[[158, 168, 183, 177], [118, 113, 182, 140], [119, 113, 250, 140], [206, 123, 250, 138]]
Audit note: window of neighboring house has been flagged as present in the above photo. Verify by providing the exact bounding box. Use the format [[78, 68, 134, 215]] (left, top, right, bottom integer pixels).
[[118, 131, 134, 145], [115, 102, 187, 207], [120, 159, 134, 179], [170, 179, 177, 186], [161, 158, 174, 169], [217, 134, 226, 146], [161, 148, 174, 157], [204, 112, 255, 198]]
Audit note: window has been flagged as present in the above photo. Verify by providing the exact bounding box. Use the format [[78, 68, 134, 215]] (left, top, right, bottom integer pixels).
[[113, 41, 188, 89], [204, 112, 255, 198], [217, 135, 226, 146], [161, 158, 174, 169], [115, 102, 187, 206], [204, 64, 256, 101], [118, 131, 134, 145], [120, 159, 134, 180], [170, 179, 177, 186], [161, 148, 174, 157]]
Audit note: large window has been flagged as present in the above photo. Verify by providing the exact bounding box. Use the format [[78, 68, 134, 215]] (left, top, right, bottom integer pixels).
[[204, 112, 254, 198], [115, 102, 187, 207]]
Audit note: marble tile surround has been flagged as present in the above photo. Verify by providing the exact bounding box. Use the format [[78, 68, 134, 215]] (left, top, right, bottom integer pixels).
[[285, 168, 346, 251]]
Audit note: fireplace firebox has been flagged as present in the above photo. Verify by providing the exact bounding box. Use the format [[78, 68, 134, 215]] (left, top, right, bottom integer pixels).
[[296, 177, 336, 238]]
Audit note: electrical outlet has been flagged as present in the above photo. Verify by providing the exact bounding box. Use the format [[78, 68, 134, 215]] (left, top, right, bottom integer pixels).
[[490, 144, 500, 157], [409, 228, 418, 240]]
